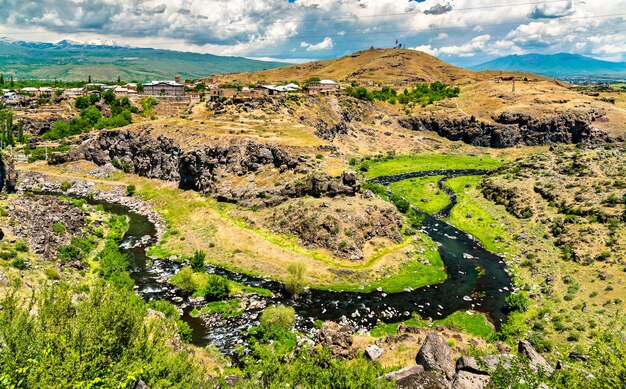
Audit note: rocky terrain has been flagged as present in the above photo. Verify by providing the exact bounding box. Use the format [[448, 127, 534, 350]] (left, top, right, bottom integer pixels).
[[482, 145, 626, 264], [314, 321, 554, 389], [5, 195, 88, 262], [266, 197, 403, 260]]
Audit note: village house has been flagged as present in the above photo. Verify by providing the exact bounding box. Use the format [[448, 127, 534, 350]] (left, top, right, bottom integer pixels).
[[143, 80, 185, 96], [63, 88, 85, 97], [113, 85, 137, 96], [306, 79, 339, 95]]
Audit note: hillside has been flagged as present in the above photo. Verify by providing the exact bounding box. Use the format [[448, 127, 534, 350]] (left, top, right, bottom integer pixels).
[[470, 53, 626, 77], [220, 48, 477, 85], [0, 39, 285, 81]]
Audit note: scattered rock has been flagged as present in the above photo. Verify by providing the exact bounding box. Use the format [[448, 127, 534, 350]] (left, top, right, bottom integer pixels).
[[134, 380, 149, 389], [364, 344, 385, 360]]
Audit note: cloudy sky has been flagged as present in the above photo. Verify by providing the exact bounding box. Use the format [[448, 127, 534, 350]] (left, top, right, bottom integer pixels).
[[0, 0, 625, 66]]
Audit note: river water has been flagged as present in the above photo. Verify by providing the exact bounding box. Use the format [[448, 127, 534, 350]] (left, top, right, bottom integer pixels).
[[91, 169, 512, 351]]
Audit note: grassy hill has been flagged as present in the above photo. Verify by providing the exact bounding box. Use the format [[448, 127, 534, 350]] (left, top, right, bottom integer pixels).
[[218, 48, 477, 85], [0, 39, 285, 82], [470, 53, 626, 77]]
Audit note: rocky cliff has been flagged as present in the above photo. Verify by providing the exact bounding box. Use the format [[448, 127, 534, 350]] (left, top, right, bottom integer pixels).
[[399, 109, 612, 148], [58, 127, 360, 207]]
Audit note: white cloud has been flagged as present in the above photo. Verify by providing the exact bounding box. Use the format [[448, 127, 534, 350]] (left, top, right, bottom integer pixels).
[[301, 37, 334, 51]]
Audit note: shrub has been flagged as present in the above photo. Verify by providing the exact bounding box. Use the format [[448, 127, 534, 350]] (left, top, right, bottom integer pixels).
[[125, 184, 136, 196], [60, 180, 74, 191], [45, 267, 60, 280], [204, 274, 230, 301], [51, 222, 66, 235], [260, 305, 296, 332], [12, 257, 27, 270], [171, 267, 197, 295], [14, 241, 28, 253], [506, 292, 529, 312]]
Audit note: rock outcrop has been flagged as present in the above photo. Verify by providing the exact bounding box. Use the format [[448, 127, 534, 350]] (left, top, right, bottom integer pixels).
[[0, 154, 17, 193], [56, 127, 360, 207], [399, 109, 612, 148], [316, 321, 355, 358], [267, 197, 402, 260]]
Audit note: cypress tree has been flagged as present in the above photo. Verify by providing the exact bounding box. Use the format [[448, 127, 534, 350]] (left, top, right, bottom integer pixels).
[[0, 74, 4, 85]]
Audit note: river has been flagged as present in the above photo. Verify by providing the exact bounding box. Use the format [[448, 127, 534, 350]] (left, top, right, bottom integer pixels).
[[91, 169, 512, 351]]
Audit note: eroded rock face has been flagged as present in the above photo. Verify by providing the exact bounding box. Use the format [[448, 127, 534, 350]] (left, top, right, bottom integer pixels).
[[60, 127, 360, 207], [416, 333, 456, 381], [399, 109, 612, 148]]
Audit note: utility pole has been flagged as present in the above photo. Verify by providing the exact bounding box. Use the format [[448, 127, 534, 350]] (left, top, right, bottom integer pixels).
[[512, 79, 516, 94]]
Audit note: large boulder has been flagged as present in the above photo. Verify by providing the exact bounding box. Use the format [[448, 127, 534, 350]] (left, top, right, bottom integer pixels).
[[451, 371, 490, 389], [383, 365, 448, 389], [415, 333, 456, 380], [518, 340, 554, 375], [365, 344, 385, 361]]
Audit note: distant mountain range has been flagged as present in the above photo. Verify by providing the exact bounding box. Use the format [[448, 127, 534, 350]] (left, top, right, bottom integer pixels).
[[0, 38, 286, 81], [470, 53, 626, 77]]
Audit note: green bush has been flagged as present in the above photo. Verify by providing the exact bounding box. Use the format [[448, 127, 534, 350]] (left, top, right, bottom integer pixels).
[[203, 275, 230, 301], [44, 267, 60, 280], [260, 305, 296, 332], [285, 262, 306, 298], [14, 241, 29, 253], [126, 184, 136, 196], [506, 292, 530, 313], [12, 257, 27, 270], [171, 267, 197, 295], [0, 282, 207, 387], [51, 222, 66, 235]]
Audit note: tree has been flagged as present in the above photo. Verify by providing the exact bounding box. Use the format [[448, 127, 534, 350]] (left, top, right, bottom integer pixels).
[[125, 184, 136, 196], [9, 76, 13, 88], [285, 262, 306, 298], [80, 105, 102, 126], [88, 75, 92, 83], [117, 75, 121, 84], [189, 250, 206, 272], [103, 90, 116, 105], [0, 74, 3, 85]]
